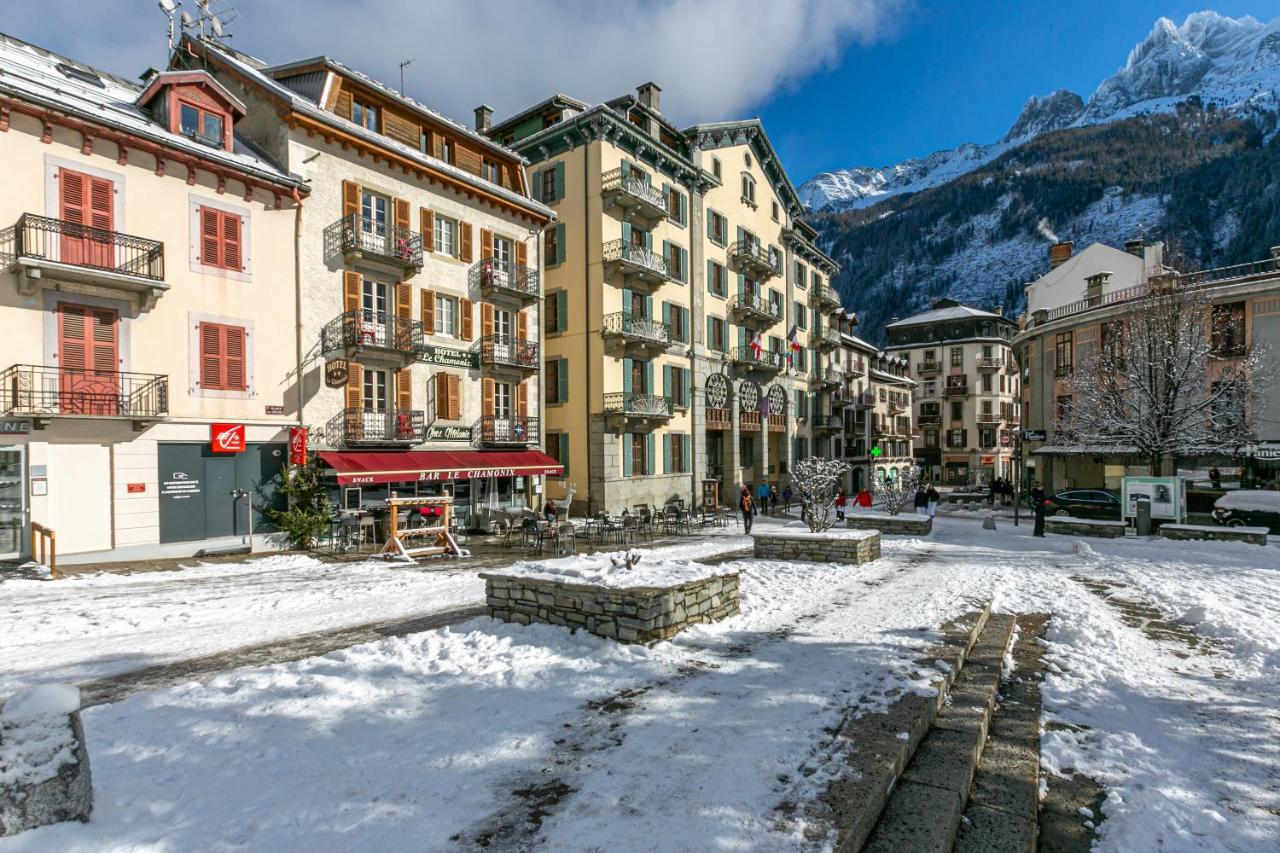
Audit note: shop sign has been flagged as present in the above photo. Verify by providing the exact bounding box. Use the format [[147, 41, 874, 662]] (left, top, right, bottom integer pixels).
[[426, 425, 472, 442], [0, 419, 31, 434], [289, 427, 308, 464], [30, 477, 47, 496], [419, 345, 479, 369], [210, 423, 246, 453], [160, 470, 200, 499], [1020, 430, 1047, 442], [1247, 442, 1280, 460], [324, 359, 350, 388], [264, 405, 285, 416], [981, 456, 994, 465], [127, 483, 146, 494]]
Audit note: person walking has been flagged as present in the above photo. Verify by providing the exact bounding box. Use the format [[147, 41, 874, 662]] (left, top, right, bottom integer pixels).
[[856, 487, 873, 512], [926, 485, 940, 517], [782, 484, 793, 514], [914, 486, 930, 515], [739, 486, 754, 534], [989, 478, 999, 508], [1031, 481, 1047, 537], [757, 482, 770, 517], [834, 488, 848, 521], [769, 485, 779, 516]]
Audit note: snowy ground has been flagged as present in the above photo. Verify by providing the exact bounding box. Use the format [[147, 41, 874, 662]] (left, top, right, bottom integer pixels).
[[2, 518, 1277, 851]]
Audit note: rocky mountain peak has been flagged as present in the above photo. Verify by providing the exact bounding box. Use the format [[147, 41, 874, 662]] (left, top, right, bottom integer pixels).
[[1002, 89, 1085, 143]]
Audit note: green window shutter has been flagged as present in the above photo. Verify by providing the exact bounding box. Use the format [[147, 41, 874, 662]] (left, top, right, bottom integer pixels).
[[738, 325, 747, 350], [663, 432, 672, 474], [556, 291, 568, 331], [662, 183, 672, 218], [681, 307, 690, 343], [706, 260, 715, 294], [647, 433, 655, 475], [623, 357, 633, 395], [553, 162, 565, 201], [623, 433, 633, 477], [530, 168, 542, 202], [645, 360, 653, 395], [681, 368, 690, 407], [736, 225, 744, 245], [554, 223, 565, 265], [680, 247, 688, 283], [621, 221, 632, 247], [707, 210, 715, 240], [643, 230, 652, 250], [622, 288, 633, 318], [662, 240, 671, 272], [559, 433, 570, 477], [643, 294, 653, 319], [683, 432, 691, 471], [737, 273, 745, 297], [557, 358, 568, 402], [663, 364, 672, 399], [707, 316, 715, 350], [621, 160, 631, 179], [680, 193, 687, 225]]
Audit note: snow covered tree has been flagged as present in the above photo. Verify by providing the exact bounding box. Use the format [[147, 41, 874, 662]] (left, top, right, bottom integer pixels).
[[790, 456, 850, 533], [1059, 272, 1268, 475], [871, 466, 921, 516]]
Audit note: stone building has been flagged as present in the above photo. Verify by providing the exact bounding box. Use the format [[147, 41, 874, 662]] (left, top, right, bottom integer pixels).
[[485, 85, 840, 513], [885, 299, 1020, 486]]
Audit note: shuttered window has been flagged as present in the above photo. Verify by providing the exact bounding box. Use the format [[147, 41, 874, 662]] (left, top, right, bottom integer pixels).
[[198, 322, 247, 391], [434, 373, 461, 421], [197, 206, 244, 271]]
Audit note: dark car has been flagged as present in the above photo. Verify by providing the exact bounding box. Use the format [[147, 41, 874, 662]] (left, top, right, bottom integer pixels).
[[1212, 491, 1280, 533], [1029, 489, 1122, 520]]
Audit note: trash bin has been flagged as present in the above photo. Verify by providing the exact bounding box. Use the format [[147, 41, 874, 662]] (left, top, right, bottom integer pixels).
[[1135, 498, 1152, 536]]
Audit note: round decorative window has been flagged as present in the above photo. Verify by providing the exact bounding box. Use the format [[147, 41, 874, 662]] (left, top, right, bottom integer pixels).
[[738, 380, 761, 413], [767, 384, 787, 415], [705, 373, 729, 408]]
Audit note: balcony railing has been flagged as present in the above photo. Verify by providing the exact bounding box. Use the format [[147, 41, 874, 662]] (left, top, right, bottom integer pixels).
[[327, 408, 425, 445], [2, 363, 168, 420], [916, 362, 941, 374], [728, 240, 777, 279], [976, 357, 1002, 370], [321, 310, 422, 360], [479, 335, 539, 370], [767, 413, 787, 433], [600, 168, 668, 223], [810, 282, 841, 308], [887, 401, 906, 415], [601, 312, 671, 346], [946, 384, 969, 396], [850, 391, 875, 408], [918, 414, 943, 426], [727, 292, 782, 326], [815, 326, 841, 349], [603, 392, 672, 419], [706, 407, 731, 430], [602, 239, 671, 285], [845, 360, 866, 378], [819, 366, 844, 386], [977, 412, 1004, 424], [469, 258, 539, 301], [1, 213, 165, 282], [324, 214, 423, 273], [813, 413, 844, 431], [474, 415, 540, 446], [731, 347, 785, 372]]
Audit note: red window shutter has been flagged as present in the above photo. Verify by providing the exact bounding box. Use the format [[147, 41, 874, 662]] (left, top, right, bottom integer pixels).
[[59, 304, 87, 371], [221, 212, 242, 271], [60, 170, 86, 225], [88, 177, 113, 230], [90, 308, 118, 372], [199, 322, 224, 389], [200, 207, 221, 268], [224, 326, 247, 390]]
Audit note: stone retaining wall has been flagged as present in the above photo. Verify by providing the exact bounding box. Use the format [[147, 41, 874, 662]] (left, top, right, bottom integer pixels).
[[1045, 518, 1127, 538], [753, 530, 881, 563], [846, 514, 933, 535], [482, 571, 739, 644], [0, 709, 92, 837], [1158, 524, 1268, 546]]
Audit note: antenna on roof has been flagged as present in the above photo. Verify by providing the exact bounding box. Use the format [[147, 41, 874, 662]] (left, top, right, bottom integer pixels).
[[158, 0, 179, 51], [398, 58, 414, 95]]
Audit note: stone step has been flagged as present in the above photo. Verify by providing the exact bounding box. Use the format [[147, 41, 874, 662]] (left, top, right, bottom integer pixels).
[[826, 601, 993, 853], [860, 613, 1017, 853], [954, 613, 1050, 853]]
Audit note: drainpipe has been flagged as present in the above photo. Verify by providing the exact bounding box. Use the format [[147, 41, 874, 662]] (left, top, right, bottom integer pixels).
[[292, 187, 305, 429], [583, 142, 592, 515]]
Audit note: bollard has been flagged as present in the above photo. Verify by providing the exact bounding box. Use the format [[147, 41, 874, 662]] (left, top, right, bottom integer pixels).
[[982, 512, 997, 531]]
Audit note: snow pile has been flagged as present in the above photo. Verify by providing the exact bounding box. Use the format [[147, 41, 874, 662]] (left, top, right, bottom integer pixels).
[[1214, 490, 1280, 512], [496, 552, 734, 589], [1, 686, 80, 721]]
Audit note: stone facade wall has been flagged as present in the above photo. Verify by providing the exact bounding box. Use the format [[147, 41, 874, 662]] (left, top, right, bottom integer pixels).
[[846, 515, 933, 535], [1045, 518, 1127, 538], [753, 531, 881, 563], [1158, 524, 1268, 546], [483, 571, 740, 644], [0, 710, 92, 837]]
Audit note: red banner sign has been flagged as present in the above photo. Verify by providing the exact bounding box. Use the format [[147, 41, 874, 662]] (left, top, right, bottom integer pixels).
[[289, 427, 308, 465], [210, 423, 246, 453]]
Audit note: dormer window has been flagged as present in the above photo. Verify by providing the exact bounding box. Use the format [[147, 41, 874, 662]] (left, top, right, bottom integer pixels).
[[482, 159, 502, 184], [353, 99, 379, 132], [179, 101, 225, 148], [138, 71, 244, 154]]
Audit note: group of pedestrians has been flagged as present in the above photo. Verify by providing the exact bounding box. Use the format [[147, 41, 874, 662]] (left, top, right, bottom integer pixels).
[[988, 477, 1015, 506], [913, 485, 941, 516], [738, 482, 796, 533]]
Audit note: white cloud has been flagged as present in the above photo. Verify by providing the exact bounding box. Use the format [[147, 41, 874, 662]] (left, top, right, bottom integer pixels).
[[4, 0, 904, 126]]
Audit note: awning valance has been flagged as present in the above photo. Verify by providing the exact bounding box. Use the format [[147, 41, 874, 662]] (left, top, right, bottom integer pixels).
[[319, 449, 563, 486]]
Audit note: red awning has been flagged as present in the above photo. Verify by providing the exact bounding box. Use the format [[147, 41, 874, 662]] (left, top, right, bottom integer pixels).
[[318, 449, 563, 486]]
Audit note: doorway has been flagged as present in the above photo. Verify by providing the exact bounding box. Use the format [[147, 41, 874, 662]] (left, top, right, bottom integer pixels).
[[0, 446, 25, 559]]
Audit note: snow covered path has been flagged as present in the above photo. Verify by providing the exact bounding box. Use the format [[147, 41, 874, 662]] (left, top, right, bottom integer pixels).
[[1, 520, 1277, 851]]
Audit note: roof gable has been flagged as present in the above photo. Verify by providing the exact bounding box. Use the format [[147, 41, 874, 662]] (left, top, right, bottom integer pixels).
[[136, 69, 246, 117]]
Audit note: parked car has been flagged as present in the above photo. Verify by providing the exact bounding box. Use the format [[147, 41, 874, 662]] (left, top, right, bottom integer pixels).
[[1027, 489, 1123, 519], [1212, 491, 1280, 533]]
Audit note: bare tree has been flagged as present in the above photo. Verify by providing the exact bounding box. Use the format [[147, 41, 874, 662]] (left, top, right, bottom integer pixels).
[[1060, 273, 1268, 475], [871, 466, 922, 515], [790, 457, 850, 533]]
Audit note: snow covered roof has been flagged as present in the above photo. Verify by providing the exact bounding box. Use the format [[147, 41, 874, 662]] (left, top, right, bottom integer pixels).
[[0, 32, 303, 190], [885, 301, 1007, 328], [841, 331, 879, 353], [870, 368, 915, 385], [1031, 445, 1141, 456]]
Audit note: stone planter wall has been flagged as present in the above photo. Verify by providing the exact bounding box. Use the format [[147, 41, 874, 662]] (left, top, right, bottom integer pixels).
[[1158, 523, 1268, 546], [0, 709, 92, 837], [753, 530, 881, 563], [1045, 518, 1127, 538], [482, 571, 740, 644], [846, 514, 933, 535]]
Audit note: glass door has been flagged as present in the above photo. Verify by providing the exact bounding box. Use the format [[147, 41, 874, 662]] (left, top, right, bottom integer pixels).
[[360, 190, 389, 253], [360, 279, 390, 347], [0, 446, 25, 559]]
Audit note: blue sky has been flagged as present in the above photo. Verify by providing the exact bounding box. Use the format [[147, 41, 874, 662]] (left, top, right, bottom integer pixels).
[[764, 1, 1280, 177]]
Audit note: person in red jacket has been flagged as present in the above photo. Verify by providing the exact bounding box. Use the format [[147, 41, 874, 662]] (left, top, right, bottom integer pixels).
[[856, 488, 873, 511], [834, 488, 848, 521]]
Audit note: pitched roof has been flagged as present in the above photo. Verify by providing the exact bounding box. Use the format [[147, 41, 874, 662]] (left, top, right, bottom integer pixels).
[[885, 300, 1008, 328]]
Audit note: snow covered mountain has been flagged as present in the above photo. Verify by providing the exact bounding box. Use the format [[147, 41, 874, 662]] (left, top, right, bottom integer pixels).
[[800, 12, 1280, 212]]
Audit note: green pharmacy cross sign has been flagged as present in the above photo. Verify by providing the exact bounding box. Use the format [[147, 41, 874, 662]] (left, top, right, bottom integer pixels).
[[870, 446, 883, 458]]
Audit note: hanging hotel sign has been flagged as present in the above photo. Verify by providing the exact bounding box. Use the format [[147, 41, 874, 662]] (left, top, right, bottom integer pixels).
[[419, 345, 479, 369], [426, 425, 473, 442], [210, 423, 246, 453], [324, 359, 350, 388]]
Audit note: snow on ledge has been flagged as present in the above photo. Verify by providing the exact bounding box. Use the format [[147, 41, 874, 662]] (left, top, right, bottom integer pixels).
[[754, 526, 880, 542], [487, 553, 735, 590], [1161, 523, 1270, 535], [1, 684, 81, 721], [1048, 517, 1128, 527]]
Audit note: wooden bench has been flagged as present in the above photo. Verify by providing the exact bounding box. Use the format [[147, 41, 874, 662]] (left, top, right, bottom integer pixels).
[[1157, 523, 1268, 546], [1044, 518, 1127, 538]]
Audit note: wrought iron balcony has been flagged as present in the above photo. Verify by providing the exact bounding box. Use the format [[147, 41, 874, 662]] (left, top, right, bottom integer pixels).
[[809, 282, 841, 309], [730, 347, 785, 373], [1, 213, 167, 308], [916, 361, 941, 375], [469, 258, 539, 302], [600, 168, 668, 226], [918, 414, 943, 426], [975, 357, 1002, 370], [818, 366, 844, 387], [815, 326, 841, 350], [946, 384, 969, 396], [850, 391, 876, 408], [813, 413, 844, 432], [474, 415, 540, 447], [601, 312, 672, 350], [977, 412, 1004, 424], [321, 310, 423, 365], [326, 407, 425, 446], [602, 392, 672, 420], [727, 292, 782, 328], [479, 335, 539, 372], [845, 360, 866, 378], [728, 240, 777, 280], [1, 364, 168, 424], [324, 214, 423, 276], [887, 401, 906, 415], [602, 239, 671, 290]]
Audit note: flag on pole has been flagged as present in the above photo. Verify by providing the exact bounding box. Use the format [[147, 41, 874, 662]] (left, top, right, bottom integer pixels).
[[787, 325, 803, 351], [749, 333, 763, 359], [758, 392, 770, 416]]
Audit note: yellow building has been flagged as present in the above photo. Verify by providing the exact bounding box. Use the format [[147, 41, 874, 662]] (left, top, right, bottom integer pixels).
[[0, 34, 305, 561], [487, 85, 841, 513]]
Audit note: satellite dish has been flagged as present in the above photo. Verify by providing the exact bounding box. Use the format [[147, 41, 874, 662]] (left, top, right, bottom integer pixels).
[[158, 0, 176, 12], [180, 11, 194, 27], [210, 15, 223, 36]]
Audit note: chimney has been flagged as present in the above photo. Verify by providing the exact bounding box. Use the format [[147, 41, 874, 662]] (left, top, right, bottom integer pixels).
[[1124, 238, 1146, 258], [993, 305, 1004, 317], [636, 82, 662, 113], [473, 104, 493, 133], [1048, 241, 1074, 269]]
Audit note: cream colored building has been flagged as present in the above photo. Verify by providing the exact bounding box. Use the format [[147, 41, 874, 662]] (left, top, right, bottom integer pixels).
[[884, 299, 1020, 486], [486, 85, 840, 513], [0, 34, 306, 561], [189, 40, 555, 530]]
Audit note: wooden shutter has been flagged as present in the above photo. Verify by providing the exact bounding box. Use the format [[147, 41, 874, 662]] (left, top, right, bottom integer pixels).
[[460, 222, 473, 262], [344, 270, 361, 313], [393, 198, 410, 233], [60, 169, 86, 226], [460, 298, 474, 341], [198, 322, 222, 388], [335, 88, 353, 120], [395, 282, 411, 322], [557, 358, 568, 403], [199, 207, 221, 267], [434, 374, 448, 420], [480, 228, 494, 260], [221, 211, 242, 271], [516, 380, 528, 417], [421, 289, 436, 332], [420, 207, 434, 252], [481, 303, 494, 339], [482, 377, 495, 417], [345, 361, 363, 410], [515, 310, 527, 341], [396, 367, 412, 411], [224, 326, 246, 391], [342, 180, 360, 218], [515, 239, 527, 269], [447, 373, 461, 421]]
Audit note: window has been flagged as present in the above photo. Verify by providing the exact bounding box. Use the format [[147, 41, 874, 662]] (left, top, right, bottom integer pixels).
[[979, 427, 996, 449], [708, 316, 727, 352], [741, 174, 756, 207], [812, 273, 823, 292], [923, 349, 937, 366], [950, 346, 963, 367], [982, 373, 993, 394], [545, 291, 567, 334], [768, 290, 783, 319], [363, 368, 388, 411], [434, 216, 456, 256], [544, 225, 560, 265], [739, 435, 755, 467], [1211, 302, 1246, 357], [924, 430, 939, 448], [947, 429, 965, 449], [771, 201, 780, 222], [950, 400, 963, 421], [1055, 332, 1073, 375], [197, 206, 243, 271], [708, 261, 727, 297], [492, 235, 513, 272], [198, 322, 247, 391], [667, 186, 686, 225], [433, 373, 461, 421], [666, 242, 684, 281], [361, 190, 389, 235], [545, 358, 568, 404], [708, 210, 727, 246], [670, 433, 690, 474], [441, 137, 455, 164], [353, 99, 378, 132], [669, 368, 687, 408], [1101, 320, 1124, 366], [419, 129, 431, 154], [794, 302, 807, 330], [546, 432, 569, 477], [631, 433, 649, 475], [482, 159, 502, 184], [434, 294, 458, 336], [711, 156, 722, 179], [666, 303, 688, 344], [178, 101, 226, 149], [494, 381, 512, 419], [744, 152, 753, 168], [541, 169, 557, 203], [768, 245, 782, 274], [794, 261, 807, 289], [1055, 395, 1073, 432]]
